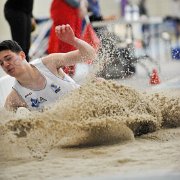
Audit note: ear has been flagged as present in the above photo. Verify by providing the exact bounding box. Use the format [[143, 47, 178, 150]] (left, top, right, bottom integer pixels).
[[18, 51, 26, 60]]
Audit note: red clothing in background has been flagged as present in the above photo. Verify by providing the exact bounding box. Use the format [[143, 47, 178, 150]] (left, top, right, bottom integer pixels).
[[48, 0, 82, 76], [48, 0, 82, 53]]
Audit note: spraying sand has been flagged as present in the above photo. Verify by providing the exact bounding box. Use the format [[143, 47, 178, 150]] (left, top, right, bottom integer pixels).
[[0, 79, 180, 179]]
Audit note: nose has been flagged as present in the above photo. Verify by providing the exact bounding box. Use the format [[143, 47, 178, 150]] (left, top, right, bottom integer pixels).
[[4, 61, 9, 66], [2, 60, 11, 68]]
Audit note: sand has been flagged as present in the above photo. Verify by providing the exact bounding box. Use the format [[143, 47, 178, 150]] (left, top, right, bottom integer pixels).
[[0, 79, 180, 179]]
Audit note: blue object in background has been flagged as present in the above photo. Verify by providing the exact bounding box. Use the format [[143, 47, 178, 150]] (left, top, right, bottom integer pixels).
[[172, 47, 180, 60], [88, 0, 101, 17]]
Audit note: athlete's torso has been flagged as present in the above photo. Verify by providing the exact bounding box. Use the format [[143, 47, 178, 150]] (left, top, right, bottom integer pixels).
[[13, 58, 80, 111]]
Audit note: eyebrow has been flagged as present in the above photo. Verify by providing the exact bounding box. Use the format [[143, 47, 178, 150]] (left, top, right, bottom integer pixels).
[[0, 55, 11, 61], [4, 55, 11, 59]]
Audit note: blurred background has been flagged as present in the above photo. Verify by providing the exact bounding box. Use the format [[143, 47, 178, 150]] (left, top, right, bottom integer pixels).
[[0, 0, 177, 41], [0, 0, 180, 87]]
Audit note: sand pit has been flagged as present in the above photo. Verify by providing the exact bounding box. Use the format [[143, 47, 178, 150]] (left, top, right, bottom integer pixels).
[[0, 80, 180, 179]]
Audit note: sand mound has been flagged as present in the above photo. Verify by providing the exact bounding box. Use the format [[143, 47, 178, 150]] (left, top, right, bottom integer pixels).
[[0, 80, 179, 159]]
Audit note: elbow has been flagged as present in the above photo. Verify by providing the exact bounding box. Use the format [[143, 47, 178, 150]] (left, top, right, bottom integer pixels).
[[87, 46, 97, 62], [81, 47, 97, 63], [91, 47, 97, 60]]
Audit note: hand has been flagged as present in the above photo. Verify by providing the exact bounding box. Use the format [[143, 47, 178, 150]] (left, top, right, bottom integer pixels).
[[55, 24, 76, 45]]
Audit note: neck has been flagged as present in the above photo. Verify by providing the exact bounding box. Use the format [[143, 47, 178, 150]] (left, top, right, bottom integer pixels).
[[17, 64, 45, 90]]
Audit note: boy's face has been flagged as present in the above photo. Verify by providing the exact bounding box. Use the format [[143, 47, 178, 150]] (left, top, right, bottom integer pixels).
[[0, 50, 24, 77]]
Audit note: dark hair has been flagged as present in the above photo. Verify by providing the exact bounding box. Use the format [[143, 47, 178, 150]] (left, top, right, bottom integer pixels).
[[0, 40, 22, 53]]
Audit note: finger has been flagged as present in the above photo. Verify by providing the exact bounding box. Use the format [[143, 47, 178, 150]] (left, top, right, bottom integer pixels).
[[61, 24, 66, 33], [55, 25, 61, 36], [65, 24, 71, 31], [55, 25, 60, 32]]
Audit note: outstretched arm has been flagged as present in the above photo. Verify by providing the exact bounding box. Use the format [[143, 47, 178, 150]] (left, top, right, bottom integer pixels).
[[43, 24, 96, 69]]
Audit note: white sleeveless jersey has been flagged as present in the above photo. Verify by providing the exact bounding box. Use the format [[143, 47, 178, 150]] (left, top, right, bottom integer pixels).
[[13, 58, 80, 111]]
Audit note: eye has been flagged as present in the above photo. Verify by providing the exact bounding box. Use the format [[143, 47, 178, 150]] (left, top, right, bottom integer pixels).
[[6, 57, 12, 61]]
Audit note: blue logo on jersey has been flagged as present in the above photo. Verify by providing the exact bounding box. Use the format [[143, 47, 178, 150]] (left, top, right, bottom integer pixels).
[[31, 98, 40, 107], [51, 83, 61, 93]]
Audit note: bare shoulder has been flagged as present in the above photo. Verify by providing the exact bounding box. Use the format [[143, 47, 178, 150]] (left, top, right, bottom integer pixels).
[[41, 53, 65, 67], [41, 53, 66, 76], [4, 89, 27, 111]]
